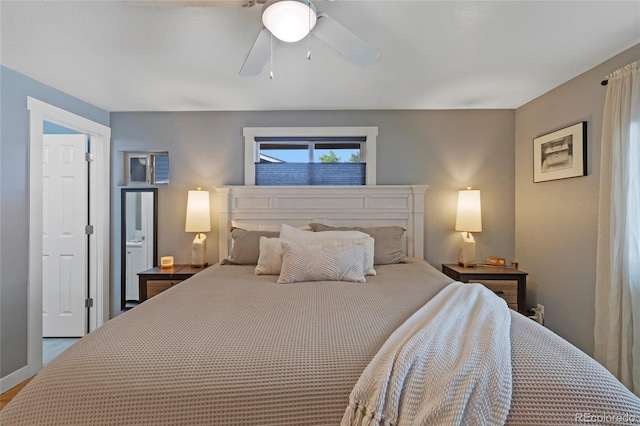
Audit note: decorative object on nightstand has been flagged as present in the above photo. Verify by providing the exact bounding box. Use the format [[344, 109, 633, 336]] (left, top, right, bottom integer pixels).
[[185, 187, 211, 268], [160, 256, 174, 268], [455, 187, 482, 267], [486, 256, 506, 266]]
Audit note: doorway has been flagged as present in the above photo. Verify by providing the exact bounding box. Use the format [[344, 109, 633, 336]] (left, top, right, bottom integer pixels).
[[27, 97, 111, 379]]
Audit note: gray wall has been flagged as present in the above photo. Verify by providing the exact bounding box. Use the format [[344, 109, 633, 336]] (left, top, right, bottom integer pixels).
[[0, 65, 109, 379], [110, 110, 516, 316], [514, 43, 640, 356]]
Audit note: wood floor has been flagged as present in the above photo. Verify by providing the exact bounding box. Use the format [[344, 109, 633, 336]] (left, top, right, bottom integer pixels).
[[1, 338, 79, 410], [0, 377, 33, 410]]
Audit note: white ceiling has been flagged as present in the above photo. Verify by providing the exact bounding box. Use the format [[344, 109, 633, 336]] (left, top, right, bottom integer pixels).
[[1, 0, 639, 112]]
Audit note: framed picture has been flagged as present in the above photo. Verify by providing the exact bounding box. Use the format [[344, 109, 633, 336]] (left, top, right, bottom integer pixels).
[[533, 122, 586, 183]]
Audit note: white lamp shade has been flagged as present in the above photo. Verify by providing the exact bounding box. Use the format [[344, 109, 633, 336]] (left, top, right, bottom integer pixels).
[[185, 190, 211, 233], [455, 189, 482, 233], [262, 0, 317, 43]]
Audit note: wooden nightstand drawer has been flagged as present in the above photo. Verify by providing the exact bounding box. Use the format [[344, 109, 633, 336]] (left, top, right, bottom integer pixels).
[[441, 264, 527, 314], [477, 280, 517, 309], [146, 280, 174, 299], [138, 265, 207, 302]]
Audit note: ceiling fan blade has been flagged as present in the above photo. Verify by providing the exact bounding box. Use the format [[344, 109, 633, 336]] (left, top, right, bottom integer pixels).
[[312, 13, 380, 67], [240, 28, 273, 76]]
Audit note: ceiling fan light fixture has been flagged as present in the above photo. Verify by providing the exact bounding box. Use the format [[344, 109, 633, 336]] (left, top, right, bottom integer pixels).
[[262, 0, 317, 43]]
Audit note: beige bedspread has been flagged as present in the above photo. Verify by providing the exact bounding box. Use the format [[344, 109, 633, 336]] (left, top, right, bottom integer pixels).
[[2, 260, 639, 425]]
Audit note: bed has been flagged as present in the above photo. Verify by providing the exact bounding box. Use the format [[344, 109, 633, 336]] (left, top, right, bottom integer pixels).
[[2, 186, 639, 425]]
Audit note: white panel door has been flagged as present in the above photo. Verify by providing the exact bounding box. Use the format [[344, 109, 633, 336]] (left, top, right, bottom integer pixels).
[[42, 134, 88, 337]]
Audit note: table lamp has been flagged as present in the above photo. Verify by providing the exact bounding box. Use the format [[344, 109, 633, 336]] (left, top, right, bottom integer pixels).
[[185, 187, 211, 267], [455, 187, 482, 267]]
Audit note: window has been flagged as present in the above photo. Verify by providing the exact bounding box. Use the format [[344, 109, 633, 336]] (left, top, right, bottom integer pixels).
[[257, 139, 362, 163], [255, 138, 365, 185], [243, 127, 377, 185], [153, 154, 170, 185], [125, 152, 169, 185]]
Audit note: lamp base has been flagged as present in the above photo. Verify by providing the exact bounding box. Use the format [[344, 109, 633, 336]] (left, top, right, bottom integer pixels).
[[458, 232, 477, 268], [191, 233, 208, 268]]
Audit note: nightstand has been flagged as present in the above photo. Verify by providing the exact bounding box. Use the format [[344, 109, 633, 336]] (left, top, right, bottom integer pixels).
[[441, 264, 527, 314], [138, 265, 207, 302]]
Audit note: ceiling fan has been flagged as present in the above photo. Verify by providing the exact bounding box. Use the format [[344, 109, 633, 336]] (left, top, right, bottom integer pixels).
[[123, 0, 379, 75], [239, 0, 380, 76]]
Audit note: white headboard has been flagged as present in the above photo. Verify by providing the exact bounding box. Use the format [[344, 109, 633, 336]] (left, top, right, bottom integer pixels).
[[215, 185, 429, 262]]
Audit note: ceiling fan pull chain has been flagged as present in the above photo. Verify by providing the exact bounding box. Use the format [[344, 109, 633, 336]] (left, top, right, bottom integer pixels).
[[270, 33, 274, 79], [307, 1, 312, 60]]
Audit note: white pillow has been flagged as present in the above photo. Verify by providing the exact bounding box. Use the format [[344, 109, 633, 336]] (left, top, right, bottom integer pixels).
[[280, 223, 367, 241], [254, 237, 284, 275], [277, 241, 367, 284], [232, 221, 311, 232], [279, 223, 375, 275], [255, 236, 376, 276]]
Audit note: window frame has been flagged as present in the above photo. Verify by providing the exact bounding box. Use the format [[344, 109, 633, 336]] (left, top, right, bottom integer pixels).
[[243, 126, 377, 185], [124, 152, 169, 186]]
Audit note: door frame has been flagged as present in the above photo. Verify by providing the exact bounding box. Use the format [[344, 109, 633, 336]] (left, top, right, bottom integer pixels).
[[27, 97, 110, 377]]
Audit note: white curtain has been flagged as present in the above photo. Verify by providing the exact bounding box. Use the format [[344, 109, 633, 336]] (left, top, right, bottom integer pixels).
[[595, 60, 640, 396]]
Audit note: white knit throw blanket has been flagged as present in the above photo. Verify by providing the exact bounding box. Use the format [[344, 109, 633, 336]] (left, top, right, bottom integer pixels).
[[342, 282, 512, 426]]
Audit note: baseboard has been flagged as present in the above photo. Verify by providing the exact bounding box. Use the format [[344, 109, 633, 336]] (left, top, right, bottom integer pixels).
[[0, 365, 31, 393]]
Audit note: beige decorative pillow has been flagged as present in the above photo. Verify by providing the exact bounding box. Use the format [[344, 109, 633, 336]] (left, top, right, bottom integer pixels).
[[277, 241, 367, 284], [255, 236, 376, 276], [221, 229, 279, 265], [309, 223, 409, 265]]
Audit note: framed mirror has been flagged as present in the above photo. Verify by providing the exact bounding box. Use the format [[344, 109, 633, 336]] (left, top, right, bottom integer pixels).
[[121, 188, 158, 310]]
